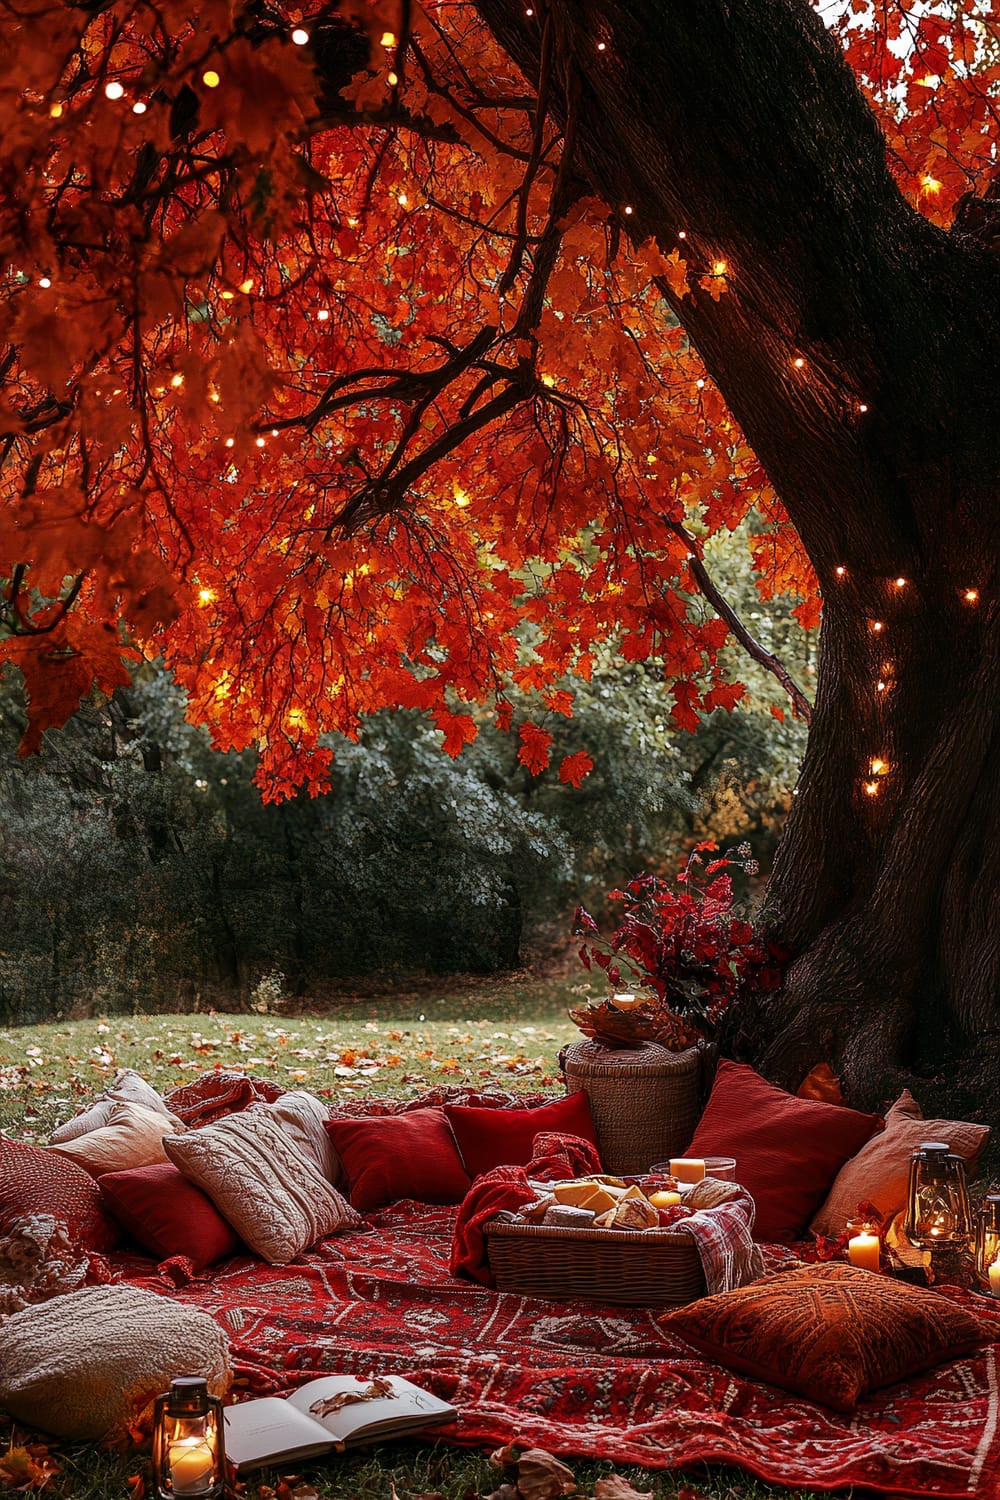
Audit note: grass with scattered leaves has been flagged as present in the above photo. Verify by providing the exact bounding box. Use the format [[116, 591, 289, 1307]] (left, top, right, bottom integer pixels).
[[0, 980, 820, 1500]]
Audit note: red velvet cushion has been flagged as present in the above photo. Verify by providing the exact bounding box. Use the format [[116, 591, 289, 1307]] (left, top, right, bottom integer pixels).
[[684, 1059, 881, 1242], [324, 1108, 471, 1212], [0, 1138, 120, 1252], [99, 1162, 244, 1266], [444, 1092, 598, 1178]]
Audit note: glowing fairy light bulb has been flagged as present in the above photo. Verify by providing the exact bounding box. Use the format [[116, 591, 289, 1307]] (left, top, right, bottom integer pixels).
[[696, 378, 705, 389], [49, 103, 63, 118], [921, 175, 942, 195], [132, 100, 147, 114], [197, 588, 216, 606], [387, 71, 399, 85], [712, 259, 727, 276], [870, 757, 888, 776], [835, 565, 846, 577], [597, 41, 607, 51], [317, 308, 329, 321], [271, 428, 278, 437], [894, 577, 907, 588], [255, 436, 266, 448], [105, 81, 125, 100], [858, 402, 869, 413], [397, 192, 409, 207], [540, 374, 556, 388], [624, 205, 633, 215], [678, 230, 687, 240], [864, 781, 880, 797], [224, 438, 235, 448], [872, 620, 884, 632], [452, 484, 471, 508], [793, 356, 805, 369], [964, 588, 979, 603], [38, 276, 51, 288], [380, 31, 397, 46], [525, 5, 534, 13], [170, 373, 184, 388], [238, 278, 254, 294], [291, 28, 309, 44], [202, 70, 220, 88], [877, 680, 887, 693]]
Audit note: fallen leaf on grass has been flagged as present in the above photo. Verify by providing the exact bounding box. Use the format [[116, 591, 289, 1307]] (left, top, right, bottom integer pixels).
[[593, 1478, 654, 1499], [489, 1440, 521, 1468], [0, 1444, 59, 1490], [516, 1448, 577, 1498]]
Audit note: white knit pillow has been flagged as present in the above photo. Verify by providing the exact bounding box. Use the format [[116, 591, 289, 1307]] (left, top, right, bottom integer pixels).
[[251, 1090, 341, 1184], [51, 1069, 179, 1144], [0, 1284, 230, 1440], [164, 1111, 359, 1264]]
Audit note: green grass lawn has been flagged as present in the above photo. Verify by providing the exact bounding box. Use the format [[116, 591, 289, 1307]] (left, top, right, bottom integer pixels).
[[0, 981, 822, 1500]]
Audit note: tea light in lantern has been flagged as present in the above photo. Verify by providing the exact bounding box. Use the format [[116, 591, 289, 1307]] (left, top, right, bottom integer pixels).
[[167, 1437, 216, 1494], [847, 1231, 881, 1272], [989, 1258, 1000, 1299], [669, 1158, 706, 1183]]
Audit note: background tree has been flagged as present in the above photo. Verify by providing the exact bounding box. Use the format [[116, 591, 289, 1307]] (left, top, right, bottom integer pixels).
[[1, 0, 997, 1111]]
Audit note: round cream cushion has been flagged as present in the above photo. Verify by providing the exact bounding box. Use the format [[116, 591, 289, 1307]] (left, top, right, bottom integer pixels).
[[0, 1284, 230, 1439]]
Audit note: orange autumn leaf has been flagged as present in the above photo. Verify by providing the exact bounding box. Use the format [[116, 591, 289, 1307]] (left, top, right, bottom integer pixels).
[[517, 722, 553, 776], [559, 750, 594, 788]]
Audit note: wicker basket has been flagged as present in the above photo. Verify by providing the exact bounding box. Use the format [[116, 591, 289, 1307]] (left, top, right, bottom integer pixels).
[[563, 1039, 702, 1175], [485, 1218, 704, 1306]]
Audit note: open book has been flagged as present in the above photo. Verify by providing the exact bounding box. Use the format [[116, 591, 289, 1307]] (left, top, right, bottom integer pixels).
[[223, 1374, 458, 1470]]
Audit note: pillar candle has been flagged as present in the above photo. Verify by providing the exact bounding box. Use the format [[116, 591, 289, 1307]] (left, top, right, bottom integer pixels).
[[989, 1258, 1000, 1298], [848, 1232, 881, 1272], [669, 1158, 706, 1183], [648, 1189, 682, 1208], [168, 1438, 215, 1495]]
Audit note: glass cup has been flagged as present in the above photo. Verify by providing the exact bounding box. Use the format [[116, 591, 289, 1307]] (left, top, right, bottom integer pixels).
[[649, 1156, 737, 1183]]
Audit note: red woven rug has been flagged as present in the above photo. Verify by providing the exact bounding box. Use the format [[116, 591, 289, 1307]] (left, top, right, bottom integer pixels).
[[120, 1199, 1000, 1498]]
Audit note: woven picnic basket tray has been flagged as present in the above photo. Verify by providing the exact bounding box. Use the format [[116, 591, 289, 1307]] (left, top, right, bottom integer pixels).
[[563, 1039, 702, 1176], [484, 1218, 705, 1306]]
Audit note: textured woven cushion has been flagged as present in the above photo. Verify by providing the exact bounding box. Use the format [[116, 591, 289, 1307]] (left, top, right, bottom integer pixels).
[[660, 1261, 987, 1411], [251, 1089, 341, 1184], [164, 1110, 359, 1264], [810, 1089, 991, 1237], [0, 1136, 119, 1252], [684, 1060, 882, 1242], [325, 1107, 471, 1212], [445, 1092, 598, 1178], [0, 1284, 230, 1440], [50, 1068, 179, 1144], [99, 1161, 245, 1266], [49, 1100, 183, 1179]]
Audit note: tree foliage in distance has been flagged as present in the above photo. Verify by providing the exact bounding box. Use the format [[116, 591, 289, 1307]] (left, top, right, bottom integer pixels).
[[3, 0, 968, 791]]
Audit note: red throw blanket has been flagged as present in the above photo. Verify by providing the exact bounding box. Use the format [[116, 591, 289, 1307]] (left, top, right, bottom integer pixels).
[[450, 1131, 603, 1286]]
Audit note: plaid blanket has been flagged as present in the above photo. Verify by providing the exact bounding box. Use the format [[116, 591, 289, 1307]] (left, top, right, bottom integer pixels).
[[677, 1184, 764, 1293]]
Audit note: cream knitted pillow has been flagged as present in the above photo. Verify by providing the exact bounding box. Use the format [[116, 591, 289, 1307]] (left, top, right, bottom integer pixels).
[[0, 1284, 230, 1440], [49, 1100, 184, 1178], [164, 1110, 360, 1264], [251, 1090, 341, 1184]]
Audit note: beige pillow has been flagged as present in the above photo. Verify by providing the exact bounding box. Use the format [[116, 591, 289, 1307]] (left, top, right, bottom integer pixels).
[[252, 1090, 341, 1185], [48, 1100, 183, 1178], [164, 1110, 359, 1264], [51, 1068, 179, 1144], [0, 1284, 230, 1440], [810, 1089, 990, 1237]]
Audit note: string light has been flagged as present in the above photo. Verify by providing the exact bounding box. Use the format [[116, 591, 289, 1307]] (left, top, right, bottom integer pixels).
[[452, 484, 471, 508], [870, 757, 887, 776], [623, 205, 633, 216], [696, 378, 705, 389], [380, 30, 396, 46], [858, 402, 869, 413], [38, 276, 51, 288], [388, 71, 399, 85], [677, 230, 687, 240], [170, 373, 184, 388], [398, 192, 409, 207], [271, 428, 279, 437], [238, 278, 254, 294], [132, 101, 147, 114], [876, 680, 887, 693], [105, 81, 125, 100], [525, 5, 534, 13], [872, 620, 884, 632], [864, 781, 880, 797], [712, 259, 727, 276], [317, 308, 329, 321], [197, 588, 216, 606], [49, 103, 63, 118], [894, 577, 907, 589], [224, 438, 235, 448], [964, 588, 979, 603], [202, 70, 220, 88], [255, 436, 266, 448], [921, 175, 942, 195], [291, 27, 309, 44], [597, 41, 607, 51], [793, 356, 805, 369], [835, 565, 846, 577]]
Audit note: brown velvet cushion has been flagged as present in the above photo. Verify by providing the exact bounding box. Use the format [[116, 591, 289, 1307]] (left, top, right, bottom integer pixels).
[[660, 1262, 987, 1411], [810, 1089, 990, 1237]]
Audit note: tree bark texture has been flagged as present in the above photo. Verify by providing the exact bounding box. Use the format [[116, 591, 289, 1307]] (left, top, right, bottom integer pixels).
[[472, 0, 1000, 1117]]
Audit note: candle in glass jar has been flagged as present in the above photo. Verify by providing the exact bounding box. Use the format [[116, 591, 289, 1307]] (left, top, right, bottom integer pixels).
[[669, 1158, 706, 1183], [168, 1438, 215, 1495], [989, 1258, 1000, 1298], [648, 1189, 682, 1208], [847, 1232, 881, 1272]]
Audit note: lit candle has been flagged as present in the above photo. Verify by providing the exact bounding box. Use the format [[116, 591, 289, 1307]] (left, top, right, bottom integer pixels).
[[989, 1259, 1000, 1299], [168, 1438, 215, 1495], [611, 993, 643, 1011], [848, 1232, 881, 1272], [669, 1158, 706, 1183]]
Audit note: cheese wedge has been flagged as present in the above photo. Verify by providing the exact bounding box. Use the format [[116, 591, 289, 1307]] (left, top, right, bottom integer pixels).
[[578, 1184, 621, 1215], [552, 1179, 601, 1207]]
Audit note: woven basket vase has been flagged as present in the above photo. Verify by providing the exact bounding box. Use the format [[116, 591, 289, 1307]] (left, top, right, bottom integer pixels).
[[563, 1038, 702, 1175]]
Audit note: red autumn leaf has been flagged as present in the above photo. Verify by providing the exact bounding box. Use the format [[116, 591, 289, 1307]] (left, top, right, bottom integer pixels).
[[517, 721, 553, 776], [558, 750, 594, 787]]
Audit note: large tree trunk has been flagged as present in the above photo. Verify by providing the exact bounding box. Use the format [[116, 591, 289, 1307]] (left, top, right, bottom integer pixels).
[[471, 0, 1000, 1117]]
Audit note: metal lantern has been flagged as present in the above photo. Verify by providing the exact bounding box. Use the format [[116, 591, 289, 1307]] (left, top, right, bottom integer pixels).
[[151, 1377, 226, 1499], [974, 1192, 1000, 1287], [904, 1140, 972, 1248]]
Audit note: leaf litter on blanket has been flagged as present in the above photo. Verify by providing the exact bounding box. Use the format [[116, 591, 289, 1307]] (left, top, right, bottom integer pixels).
[[0, 1444, 59, 1491], [308, 1375, 393, 1417]]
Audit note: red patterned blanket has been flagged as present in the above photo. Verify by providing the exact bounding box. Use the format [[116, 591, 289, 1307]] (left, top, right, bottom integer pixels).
[[117, 1200, 1000, 1499]]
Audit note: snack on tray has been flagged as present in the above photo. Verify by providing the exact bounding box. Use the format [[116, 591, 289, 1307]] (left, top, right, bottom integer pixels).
[[594, 1196, 659, 1230], [686, 1178, 741, 1210]]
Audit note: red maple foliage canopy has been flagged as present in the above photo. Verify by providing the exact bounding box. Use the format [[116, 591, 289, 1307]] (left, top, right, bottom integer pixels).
[[0, 0, 995, 798]]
